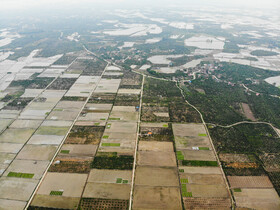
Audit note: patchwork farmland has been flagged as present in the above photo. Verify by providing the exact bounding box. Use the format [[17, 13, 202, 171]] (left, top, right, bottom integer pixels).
[[0, 50, 279, 210]]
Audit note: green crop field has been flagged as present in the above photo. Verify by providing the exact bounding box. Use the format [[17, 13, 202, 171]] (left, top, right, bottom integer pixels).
[[109, 118, 121, 120], [181, 178, 188, 184], [102, 143, 120, 147], [7, 172, 34, 178], [60, 150, 70, 154], [199, 147, 209, 150], [176, 151, 184, 160], [181, 184, 192, 197], [116, 178, 122, 183], [50, 191, 63, 196]]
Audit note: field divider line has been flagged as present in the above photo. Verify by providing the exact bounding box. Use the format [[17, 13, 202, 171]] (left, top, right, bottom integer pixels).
[[0, 57, 79, 178], [129, 75, 145, 210], [25, 58, 109, 209]]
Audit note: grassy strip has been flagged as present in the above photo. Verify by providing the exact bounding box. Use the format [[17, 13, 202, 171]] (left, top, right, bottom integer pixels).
[[198, 133, 207, 137], [234, 188, 242, 192], [182, 160, 218, 167], [109, 118, 121, 120], [199, 147, 209, 150], [102, 143, 120, 147], [7, 172, 34, 178], [50, 191, 63, 196], [60, 150, 70, 154]]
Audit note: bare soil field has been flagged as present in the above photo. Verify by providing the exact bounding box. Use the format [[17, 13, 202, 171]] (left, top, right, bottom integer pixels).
[[0, 153, 16, 175], [0, 199, 27, 210], [184, 197, 231, 210], [135, 166, 179, 187], [180, 149, 216, 161], [9, 119, 42, 129], [16, 145, 57, 161], [175, 136, 210, 149], [234, 188, 280, 210], [0, 119, 13, 132], [0, 177, 38, 201], [187, 184, 229, 198], [137, 151, 177, 167], [31, 194, 80, 209], [87, 169, 132, 184], [241, 103, 256, 121], [138, 141, 174, 152], [35, 126, 69, 136], [55, 100, 84, 110], [178, 166, 222, 175], [109, 111, 138, 122], [37, 172, 87, 197], [118, 89, 141, 94], [0, 128, 35, 144], [132, 186, 182, 210], [83, 183, 131, 200], [182, 174, 225, 185], [75, 121, 106, 126], [95, 79, 121, 93], [141, 122, 169, 128], [78, 112, 109, 122], [172, 123, 207, 137], [79, 198, 128, 210], [27, 135, 64, 145], [0, 143, 23, 154], [105, 122, 137, 133], [59, 144, 98, 157], [101, 132, 136, 141], [83, 103, 112, 113], [228, 176, 274, 188]]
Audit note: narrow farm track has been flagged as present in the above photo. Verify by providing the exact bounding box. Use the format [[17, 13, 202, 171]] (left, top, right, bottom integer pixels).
[[207, 121, 280, 137]]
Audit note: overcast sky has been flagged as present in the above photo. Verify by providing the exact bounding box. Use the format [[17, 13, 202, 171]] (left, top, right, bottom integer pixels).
[[0, 0, 279, 11]]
